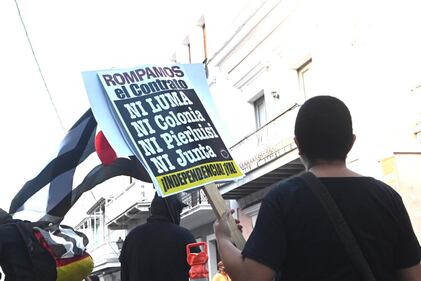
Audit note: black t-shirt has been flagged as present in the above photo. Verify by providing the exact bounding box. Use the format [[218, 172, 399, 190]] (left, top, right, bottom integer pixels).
[[242, 176, 421, 281], [119, 215, 197, 281]]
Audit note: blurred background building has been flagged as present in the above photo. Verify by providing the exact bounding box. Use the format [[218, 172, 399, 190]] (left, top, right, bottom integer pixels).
[[71, 0, 421, 280]]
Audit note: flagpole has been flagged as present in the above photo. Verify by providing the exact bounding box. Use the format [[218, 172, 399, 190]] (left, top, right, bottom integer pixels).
[[202, 183, 246, 250]]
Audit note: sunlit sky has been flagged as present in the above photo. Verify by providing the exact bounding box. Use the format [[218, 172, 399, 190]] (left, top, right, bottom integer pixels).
[[2, 0, 421, 215], [0, 0, 204, 210]]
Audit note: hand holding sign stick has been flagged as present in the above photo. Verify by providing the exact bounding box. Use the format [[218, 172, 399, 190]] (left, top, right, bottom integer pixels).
[[202, 183, 246, 250]]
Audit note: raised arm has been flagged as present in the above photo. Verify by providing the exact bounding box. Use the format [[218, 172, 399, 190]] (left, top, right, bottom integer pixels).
[[397, 263, 421, 281], [214, 212, 276, 281]]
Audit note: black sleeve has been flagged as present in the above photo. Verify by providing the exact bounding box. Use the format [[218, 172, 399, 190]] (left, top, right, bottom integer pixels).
[[241, 196, 286, 271], [394, 196, 421, 268]]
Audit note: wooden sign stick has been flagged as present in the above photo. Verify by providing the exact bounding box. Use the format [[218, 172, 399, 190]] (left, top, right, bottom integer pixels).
[[202, 183, 246, 250]]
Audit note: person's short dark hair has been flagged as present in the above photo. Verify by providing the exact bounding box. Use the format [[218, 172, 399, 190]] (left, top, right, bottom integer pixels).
[[149, 193, 188, 225], [294, 95, 353, 162]]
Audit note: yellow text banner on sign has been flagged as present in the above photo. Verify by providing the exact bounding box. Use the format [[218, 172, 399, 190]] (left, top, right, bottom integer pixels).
[[157, 160, 243, 196]]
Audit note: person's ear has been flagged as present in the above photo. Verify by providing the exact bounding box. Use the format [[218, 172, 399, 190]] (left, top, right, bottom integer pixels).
[[344, 134, 356, 156], [294, 137, 302, 155], [349, 134, 356, 150]]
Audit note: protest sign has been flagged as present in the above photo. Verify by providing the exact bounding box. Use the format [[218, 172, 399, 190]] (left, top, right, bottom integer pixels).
[[82, 70, 132, 157], [94, 64, 244, 197]]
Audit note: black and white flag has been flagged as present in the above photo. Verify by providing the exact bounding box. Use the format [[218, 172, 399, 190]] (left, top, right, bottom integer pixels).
[[9, 109, 150, 222]]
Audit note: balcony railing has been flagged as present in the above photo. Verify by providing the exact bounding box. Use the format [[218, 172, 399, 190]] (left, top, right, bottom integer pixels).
[[181, 189, 209, 209], [105, 182, 153, 224], [89, 240, 120, 269], [180, 188, 214, 229], [229, 104, 300, 173]]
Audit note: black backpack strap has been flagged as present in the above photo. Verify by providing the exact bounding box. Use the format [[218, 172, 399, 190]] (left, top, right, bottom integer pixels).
[[300, 172, 377, 281], [14, 221, 57, 281]]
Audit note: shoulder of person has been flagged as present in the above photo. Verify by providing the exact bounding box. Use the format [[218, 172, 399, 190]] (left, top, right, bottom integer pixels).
[[264, 176, 307, 201], [366, 177, 409, 211], [369, 177, 400, 193], [359, 176, 405, 202], [171, 225, 196, 242], [125, 223, 149, 238], [259, 176, 308, 216], [175, 224, 195, 235]]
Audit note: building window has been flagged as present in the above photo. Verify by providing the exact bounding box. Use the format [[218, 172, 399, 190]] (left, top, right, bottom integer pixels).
[[254, 95, 266, 129], [297, 59, 313, 99]]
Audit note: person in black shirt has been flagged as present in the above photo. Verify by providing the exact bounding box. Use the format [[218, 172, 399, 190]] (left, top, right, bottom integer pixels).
[[214, 96, 421, 281], [119, 193, 196, 281]]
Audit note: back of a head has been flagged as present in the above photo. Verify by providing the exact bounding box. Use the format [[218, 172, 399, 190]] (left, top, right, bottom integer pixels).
[[149, 193, 187, 225], [294, 95, 353, 162]]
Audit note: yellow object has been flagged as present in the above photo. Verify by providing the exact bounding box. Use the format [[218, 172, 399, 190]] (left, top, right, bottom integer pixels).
[[212, 272, 231, 281], [56, 254, 94, 281]]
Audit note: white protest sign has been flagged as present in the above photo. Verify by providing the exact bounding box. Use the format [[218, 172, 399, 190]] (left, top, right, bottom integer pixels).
[[82, 70, 132, 157], [95, 63, 244, 197]]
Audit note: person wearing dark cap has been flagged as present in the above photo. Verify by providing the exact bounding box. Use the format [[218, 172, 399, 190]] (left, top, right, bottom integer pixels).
[[214, 96, 421, 281], [119, 193, 197, 281]]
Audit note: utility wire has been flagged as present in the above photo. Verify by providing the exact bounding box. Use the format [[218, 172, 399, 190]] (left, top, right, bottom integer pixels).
[[13, 0, 66, 133]]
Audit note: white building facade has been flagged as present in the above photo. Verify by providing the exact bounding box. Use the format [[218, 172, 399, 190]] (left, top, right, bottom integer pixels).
[[171, 0, 421, 276], [74, 0, 421, 280]]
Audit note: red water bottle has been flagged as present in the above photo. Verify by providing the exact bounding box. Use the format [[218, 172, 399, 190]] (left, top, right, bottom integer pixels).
[[186, 242, 209, 281]]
